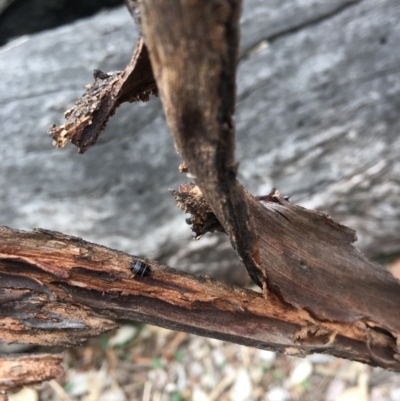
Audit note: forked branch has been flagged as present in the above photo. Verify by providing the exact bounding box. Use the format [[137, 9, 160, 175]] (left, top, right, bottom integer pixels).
[[2, 0, 400, 394], [139, 0, 400, 365]]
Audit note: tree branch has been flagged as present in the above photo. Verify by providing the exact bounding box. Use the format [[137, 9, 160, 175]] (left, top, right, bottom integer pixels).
[[139, 0, 261, 286], [0, 226, 399, 373], [138, 0, 400, 367], [27, 0, 399, 385]]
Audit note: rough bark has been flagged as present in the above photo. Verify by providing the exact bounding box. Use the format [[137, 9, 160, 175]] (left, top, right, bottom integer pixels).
[[138, 0, 400, 333], [0, 2, 399, 284], [2, 0, 400, 389], [49, 37, 156, 153], [139, 0, 262, 286], [0, 226, 399, 373], [0, 353, 64, 392], [174, 183, 400, 334]]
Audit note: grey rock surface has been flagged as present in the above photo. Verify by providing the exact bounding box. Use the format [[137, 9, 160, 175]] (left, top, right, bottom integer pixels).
[[0, 0, 399, 285]]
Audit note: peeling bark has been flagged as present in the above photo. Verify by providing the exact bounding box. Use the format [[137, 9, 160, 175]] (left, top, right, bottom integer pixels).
[[4, 0, 400, 391], [0, 226, 400, 372], [48, 37, 157, 153], [171, 183, 225, 239], [138, 0, 400, 367], [172, 183, 400, 350]]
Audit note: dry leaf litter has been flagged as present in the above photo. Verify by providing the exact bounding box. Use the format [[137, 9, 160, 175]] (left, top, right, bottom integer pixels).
[[6, 324, 400, 401]]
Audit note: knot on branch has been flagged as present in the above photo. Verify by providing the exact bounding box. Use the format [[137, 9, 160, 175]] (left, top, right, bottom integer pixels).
[[170, 182, 225, 239]]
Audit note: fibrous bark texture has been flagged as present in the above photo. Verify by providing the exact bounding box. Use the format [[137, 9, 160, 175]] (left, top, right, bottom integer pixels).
[[0, 226, 399, 372], [0, 1, 399, 286], [139, 0, 261, 285], [136, 0, 400, 368], [49, 37, 156, 153], [2, 0, 400, 386]]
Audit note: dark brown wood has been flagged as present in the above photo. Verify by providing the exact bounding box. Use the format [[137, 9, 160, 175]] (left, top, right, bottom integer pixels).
[[139, 0, 262, 286], [5, 0, 400, 389], [0, 226, 399, 371], [0, 354, 64, 393], [48, 37, 157, 153], [173, 183, 400, 365], [137, 0, 400, 369]]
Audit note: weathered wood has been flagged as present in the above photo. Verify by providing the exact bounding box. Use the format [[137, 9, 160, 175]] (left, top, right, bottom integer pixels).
[[1, 1, 400, 282], [2, 0, 400, 387], [0, 226, 399, 371], [138, 0, 400, 367], [0, 353, 64, 393], [139, 0, 262, 286], [49, 37, 156, 153]]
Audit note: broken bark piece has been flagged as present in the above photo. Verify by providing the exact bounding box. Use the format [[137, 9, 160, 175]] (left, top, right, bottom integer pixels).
[[171, 182, 225, 239], [49, 70, 122, 149], [171, 184, 291, 238], [48, 37, 157, 153], [139, 0, 400, 346], [256, 188, 292, 205], [0, 354, 64, 393]]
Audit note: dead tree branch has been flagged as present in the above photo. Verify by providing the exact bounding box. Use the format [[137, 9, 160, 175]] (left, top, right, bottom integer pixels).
[[139, 0, 400, 365], [0, 226, 399, 372], [3, 0, 400, 391], [139, 0, 261, 286]]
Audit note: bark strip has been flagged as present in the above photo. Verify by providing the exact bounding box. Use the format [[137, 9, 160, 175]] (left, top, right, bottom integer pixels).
[[138, 0, 400, 368]]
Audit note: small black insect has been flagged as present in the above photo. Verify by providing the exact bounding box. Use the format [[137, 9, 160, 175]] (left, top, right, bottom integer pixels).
[[131, 260, 151, 277], [93, 69, 109, 80]]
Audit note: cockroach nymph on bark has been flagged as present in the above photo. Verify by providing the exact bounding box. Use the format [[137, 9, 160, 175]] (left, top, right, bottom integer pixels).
[[131, 260, 151, 277]]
